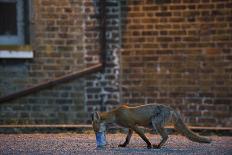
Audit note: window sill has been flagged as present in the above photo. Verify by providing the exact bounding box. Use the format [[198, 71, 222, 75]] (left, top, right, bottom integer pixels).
[[0, 45, 33, 59]]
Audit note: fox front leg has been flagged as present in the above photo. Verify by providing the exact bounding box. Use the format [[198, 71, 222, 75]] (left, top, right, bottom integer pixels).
[[118, 129, 133, 147]]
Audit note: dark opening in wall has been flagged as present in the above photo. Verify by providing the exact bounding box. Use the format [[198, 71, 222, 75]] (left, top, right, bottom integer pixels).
[[0, 2, 17, 35]]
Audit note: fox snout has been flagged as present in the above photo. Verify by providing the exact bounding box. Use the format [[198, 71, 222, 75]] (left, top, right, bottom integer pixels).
[[92, 121, 106, 133], [92, 121, 100, 133]]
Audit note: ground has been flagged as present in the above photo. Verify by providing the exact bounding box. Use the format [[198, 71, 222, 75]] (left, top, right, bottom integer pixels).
[[0, 133, 231, 155]]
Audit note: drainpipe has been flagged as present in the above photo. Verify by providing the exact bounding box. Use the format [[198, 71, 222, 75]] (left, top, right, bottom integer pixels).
[[99, 0, 107, 111], [118, 0, 123, 103], [0, 64, 103, 103], [99, 0, 106, 72]]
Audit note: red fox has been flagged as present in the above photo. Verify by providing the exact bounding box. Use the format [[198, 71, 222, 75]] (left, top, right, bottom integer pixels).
[[92, 104, 211, 149]]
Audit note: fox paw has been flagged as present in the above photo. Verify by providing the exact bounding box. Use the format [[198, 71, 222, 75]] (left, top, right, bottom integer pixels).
[[153, 144, 161, 149], [147, 145, 152, 149], [118, 144, 126, 147]]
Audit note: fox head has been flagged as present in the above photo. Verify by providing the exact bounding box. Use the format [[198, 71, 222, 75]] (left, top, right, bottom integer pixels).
[[91, 111, 106, 133]]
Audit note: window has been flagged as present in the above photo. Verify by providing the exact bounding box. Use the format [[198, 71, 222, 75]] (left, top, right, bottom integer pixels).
[[0, 0, 33, 59], [0, 0, 29, 45]]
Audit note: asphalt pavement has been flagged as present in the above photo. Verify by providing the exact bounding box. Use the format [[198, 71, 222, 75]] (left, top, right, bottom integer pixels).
[[0, 133, 231, 155]]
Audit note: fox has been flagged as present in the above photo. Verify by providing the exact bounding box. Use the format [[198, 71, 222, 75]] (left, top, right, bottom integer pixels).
[[92, 103, 211, 149]]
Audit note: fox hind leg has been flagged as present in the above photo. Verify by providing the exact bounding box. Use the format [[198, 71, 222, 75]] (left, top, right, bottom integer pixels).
[[151, 116, 169, 149], [154, 124, 168, 149]]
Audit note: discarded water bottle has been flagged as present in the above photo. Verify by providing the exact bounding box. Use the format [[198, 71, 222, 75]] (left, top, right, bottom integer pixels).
[[96, 131, 106, 148]]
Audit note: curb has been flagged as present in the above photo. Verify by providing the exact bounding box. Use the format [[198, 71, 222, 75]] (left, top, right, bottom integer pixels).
[[0, 125, 231, 136], [0, 125, 92, 134]]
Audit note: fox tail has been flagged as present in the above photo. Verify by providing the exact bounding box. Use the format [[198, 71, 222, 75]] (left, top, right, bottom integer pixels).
[[172, 111, 211, 143]]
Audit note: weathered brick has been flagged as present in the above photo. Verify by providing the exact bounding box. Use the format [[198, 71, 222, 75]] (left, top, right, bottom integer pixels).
[[121, 0, 231, 128], [0, 0, 231, 127]]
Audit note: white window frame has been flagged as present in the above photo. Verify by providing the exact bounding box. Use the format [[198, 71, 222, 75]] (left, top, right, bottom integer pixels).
[[0, 0, 25, 45]]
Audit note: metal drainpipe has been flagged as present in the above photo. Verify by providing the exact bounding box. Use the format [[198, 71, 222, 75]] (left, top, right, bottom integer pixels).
[[0, 64, 103, 103], [99, 0, 107, 111], [99, 0, 106, 72], [118, 0, 123, 104]]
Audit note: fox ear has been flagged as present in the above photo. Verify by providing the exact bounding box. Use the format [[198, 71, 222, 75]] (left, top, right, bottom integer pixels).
[[92, 111, 100, 121]]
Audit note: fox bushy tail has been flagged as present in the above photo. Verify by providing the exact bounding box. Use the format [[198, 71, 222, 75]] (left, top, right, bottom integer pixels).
[[173, 111, 211, 143]]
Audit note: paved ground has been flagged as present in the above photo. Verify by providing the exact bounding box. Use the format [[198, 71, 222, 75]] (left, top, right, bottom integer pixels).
[[0, 133, 231, 155]]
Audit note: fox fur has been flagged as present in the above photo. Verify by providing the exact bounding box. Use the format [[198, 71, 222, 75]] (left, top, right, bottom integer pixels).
[[92, 104, 211, 149]]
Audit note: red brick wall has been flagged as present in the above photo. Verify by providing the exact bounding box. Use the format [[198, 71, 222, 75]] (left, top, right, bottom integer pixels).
[[120, 0, 232, 127], [31, 0, 86, 80], [0, 0, 89, 124], [0, 0, 231, 127], [0, 0, 121, 124]]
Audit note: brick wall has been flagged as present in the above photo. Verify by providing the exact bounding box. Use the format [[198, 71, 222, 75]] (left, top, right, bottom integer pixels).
[[0, 0, 231, 127], [0, 0, 121, 125], [120, 0, 232, 127], [0, 0, 89, 124]]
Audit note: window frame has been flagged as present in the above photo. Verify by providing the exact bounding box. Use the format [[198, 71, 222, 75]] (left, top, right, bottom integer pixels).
[[0, 0, 33, 59]]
